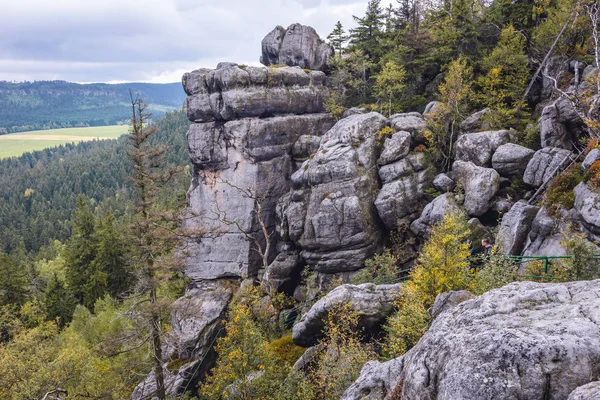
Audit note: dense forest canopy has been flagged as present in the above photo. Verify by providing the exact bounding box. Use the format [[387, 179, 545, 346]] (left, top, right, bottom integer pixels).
[[0, 81, 185, 133]]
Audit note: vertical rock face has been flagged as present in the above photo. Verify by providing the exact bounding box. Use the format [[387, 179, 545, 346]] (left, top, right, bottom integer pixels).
[[496, 201, 540, 255], [453, 160, 499, 217], [260, 24, 334, 72], [523, 147, 573, 188], [539, 98, 587, 150], [276, 112, 388, 274], [454, 130, 511, 167]]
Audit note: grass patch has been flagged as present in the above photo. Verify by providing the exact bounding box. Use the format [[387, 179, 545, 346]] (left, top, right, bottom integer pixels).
[[0, 125, 129, 159]]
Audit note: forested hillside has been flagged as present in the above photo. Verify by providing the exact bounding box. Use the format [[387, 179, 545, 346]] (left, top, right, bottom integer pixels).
[[0, 109, 189, 255], [0, 81, 185, 133]]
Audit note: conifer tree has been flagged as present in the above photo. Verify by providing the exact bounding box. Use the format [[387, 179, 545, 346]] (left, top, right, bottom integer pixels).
[[350, 0, 385, 59], [44, 273, 76, 327], [327, 21, 349, 57], [373, 60, 407, 116]]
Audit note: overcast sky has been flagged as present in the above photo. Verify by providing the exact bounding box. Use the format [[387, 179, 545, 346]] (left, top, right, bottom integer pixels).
[[0, 0, 365, 83]]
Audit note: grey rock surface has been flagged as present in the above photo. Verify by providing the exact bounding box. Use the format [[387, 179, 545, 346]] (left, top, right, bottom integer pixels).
[[496, 201, 540, 255], [340, 357, 405, 400], [455, 130, 511, 167], [523, 147, 573, 187], [539, 98, 587, 150], [459, 108, 491, 132], [492, 143, 535, 176], [574, 182, 600, 241], [390, 112, 427, 142], [378, 131, 411, 165], [343, 279, 600, 400], [453, 161, 500, 216], [278, 112, 388, 273], [582, 148, 600, 171], [260, 23, 333, 72], [410, 193, 462, 237], [522, 207, 568, 256], [184, 64, 329, 122], [423, 101, 443, 116], [431, 290, 474, 320], [342, 107, 367, 118], [432, 173, 455, 193], [292, 283, 401, 347], [568, 382, 600, 400]]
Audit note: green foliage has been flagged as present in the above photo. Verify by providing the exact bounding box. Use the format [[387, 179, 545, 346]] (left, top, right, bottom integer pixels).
[[267, 335, 306, 366], [469, 254, 520, 295], [44, 273, 76, 328], [543, 164, 584, 214], [324, 95, 345, 120], [0, 80, 184, 133], [328, 21, 349, 56], [383, 285, 430, 359], [409, 211, 473, 309], [0, 253, 28, 308], [559, 227, 600, 281], [352, 249, 398, 285], [373, 61, 407, 116]]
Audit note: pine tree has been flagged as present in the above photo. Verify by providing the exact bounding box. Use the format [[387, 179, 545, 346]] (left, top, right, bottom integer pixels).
[[350, 0, 385, 59], [0, 253, 28, 308], [373, 60, 407, 116], [44, 273, 76, 327], [327, 21, 349, 57]]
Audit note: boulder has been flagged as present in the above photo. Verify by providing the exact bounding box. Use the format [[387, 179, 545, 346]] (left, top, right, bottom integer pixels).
[[263, 250, 303, 292], [568, 382, 600, 400], [539, 98, 587, 150], [523, 147, 573, 188], [378, 131, 411, 165], [340, 357, 405, 400], [378, 152, 428, 184], [260, 23, 333, 72], [492, 143, 535, 177], [292, 283, 401, 347], [432, 173, 455, 193], [342, 107, 367, 118], [390, 112, 427, 143], [410, 193, 462, 237], [459, 108, 491, 132], [184, 64, 329, 122], [541, 56, 570, 101], [453, 161, 500, 216], [522, 207, 568, 256], [582, 148, 600, 171], [574, 182, 600, 241], [496, 201, 540, 255], [431, 290, 474, 320], [278, 112, 387, 273], [343, 279, 600, 400], [455, 130, 511, 167], [423, 101, 443, 117]]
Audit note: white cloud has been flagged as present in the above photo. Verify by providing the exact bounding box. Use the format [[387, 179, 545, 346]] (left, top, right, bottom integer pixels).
[[0, 0, 366, 83]]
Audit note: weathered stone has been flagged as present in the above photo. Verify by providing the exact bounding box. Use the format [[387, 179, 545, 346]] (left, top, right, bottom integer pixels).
[[568, 382, 600, 400], [432, 173, 455, 193], [292, 135, 322, 161], [293, 343, 324, 371], [260, 23, 333, 72], [541, 56, 570, 101], [410, 193, 462, 237], [453, 161, 500, 216], [390, 112, 426, 143], [574, 182, 600, 241], [492, 143, 535, 176], [342, 107, 367, 118], [431, 290, 474, 320], [582, 148, 600, 171], [523, 147, 573, 187], [263, 250, 303, 292], [278, 113, 387, 273], [343, 279, 600, 400], [292, 283, 401, 347], [187, 122, 227, 170], [539, 97, 587, 150], [423, 101, 443, 117], [522, 207, 568, 256], [455, 130, 511, 167], [378, 131, 411, 166], [459, 108, 491, 132], [378, 152, 428, 184], [496, 201, 540, 255]]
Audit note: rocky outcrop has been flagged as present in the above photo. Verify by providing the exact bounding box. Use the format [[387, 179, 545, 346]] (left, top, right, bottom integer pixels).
[[343, 280, 600, 400], [260, 24, 333, 72], [455, 130, 511, 167], [582, 148, 600, 171], [523, 147, 573, 188], [539, 97, 587, 150], [375, 153, 433, 230], [453, 161, 499, 216], [522, 207, 569, 256], [183, 63, 329, 122], [568, 382, 600, 400], [432, 173, 455, 193], [459, 108, 491, 132], [410, 193, 462, 237], [492, 143, 535, 177], [430, 290, 474, 320], [496, 201, 540, 255], [574, 182, 600, 241], [276, 112, 387, 274], [292, 283, 401, 347], [378, 131, 411, 166], [390, 112, 427, 143]]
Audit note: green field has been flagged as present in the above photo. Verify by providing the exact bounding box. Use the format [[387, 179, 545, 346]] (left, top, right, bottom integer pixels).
[[0, 125, 129, 159]]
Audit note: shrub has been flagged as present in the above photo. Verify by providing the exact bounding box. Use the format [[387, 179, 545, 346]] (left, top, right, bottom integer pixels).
[[469, 254, 520, 295], [586, 160, 600, 188], [543, 164, 584, 214], [559, 227, 600, 281], [377, 126, 394, 141], [382, 285, 430, 359], [268, 335, 306, 366], [351, 249, 398, 285]]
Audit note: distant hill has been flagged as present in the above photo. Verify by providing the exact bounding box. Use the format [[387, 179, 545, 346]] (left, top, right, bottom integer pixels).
[[0, 80, 186, 133]]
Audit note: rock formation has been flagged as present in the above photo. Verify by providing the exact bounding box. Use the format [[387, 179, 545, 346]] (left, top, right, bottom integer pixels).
[[343, 280, 600, 400]]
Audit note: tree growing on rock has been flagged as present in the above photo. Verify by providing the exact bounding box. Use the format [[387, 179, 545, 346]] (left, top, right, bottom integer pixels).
[[373, 60, 406, 116]]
